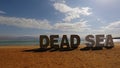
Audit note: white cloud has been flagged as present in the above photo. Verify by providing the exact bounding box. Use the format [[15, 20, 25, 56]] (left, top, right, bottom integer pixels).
[[50, 0, 66, 3], [86, 21, 120, 35], [0, 16, 91, 32], [0, 16, 52, 30], [104, 21, 120, 29], [105, 21, 120, 33], [0, 11, 6, 14], [82, 20, 120, 37], [53, 2, 92, 22], [54, 21, 90, 31], [51, 0, 92, 32], [53, 3, 71, 13], [0, 16, 90, 32]]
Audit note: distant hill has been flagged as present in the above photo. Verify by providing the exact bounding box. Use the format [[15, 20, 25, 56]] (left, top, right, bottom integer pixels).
[[0, 36, 38, 41]]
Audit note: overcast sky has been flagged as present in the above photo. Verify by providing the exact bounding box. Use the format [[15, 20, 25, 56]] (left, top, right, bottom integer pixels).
[[0, 0, 120, 37]]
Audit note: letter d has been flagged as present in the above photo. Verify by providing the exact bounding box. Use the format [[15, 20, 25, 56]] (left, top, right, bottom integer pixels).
[[40, 35, 49, 49], [71, 35, 80, 49]]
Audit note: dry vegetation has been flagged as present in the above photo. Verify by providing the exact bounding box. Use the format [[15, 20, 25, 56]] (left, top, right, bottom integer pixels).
[[0, 43, 120, 68]]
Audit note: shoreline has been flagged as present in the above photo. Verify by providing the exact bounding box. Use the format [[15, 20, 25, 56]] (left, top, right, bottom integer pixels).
[[0, 42, 119, 48]]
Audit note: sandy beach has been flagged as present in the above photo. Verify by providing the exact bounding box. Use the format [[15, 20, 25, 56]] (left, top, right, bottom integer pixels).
[[0, 43, 120, 68]]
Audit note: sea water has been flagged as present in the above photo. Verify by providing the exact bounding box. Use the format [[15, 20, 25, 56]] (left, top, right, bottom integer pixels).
[[0, 39, 120, 46], [0, 40, 39, 46]]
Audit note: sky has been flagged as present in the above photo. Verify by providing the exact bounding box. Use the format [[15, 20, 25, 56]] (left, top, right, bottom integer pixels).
[[0, 0, 120, 37]]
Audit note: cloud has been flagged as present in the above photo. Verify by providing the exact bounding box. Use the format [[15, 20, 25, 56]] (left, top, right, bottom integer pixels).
[[0, 16, 91, 32], [50, 0, 66, 3], [104, 21, 120, 29], [54, 21, 90, 31], [0, 16, 52, 30], [0, 11, 6, 14], [52, 1, 92, 32], [102, 21, 120, 33], [53, 2, 92, 22], [91, 21, 120, 36]]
